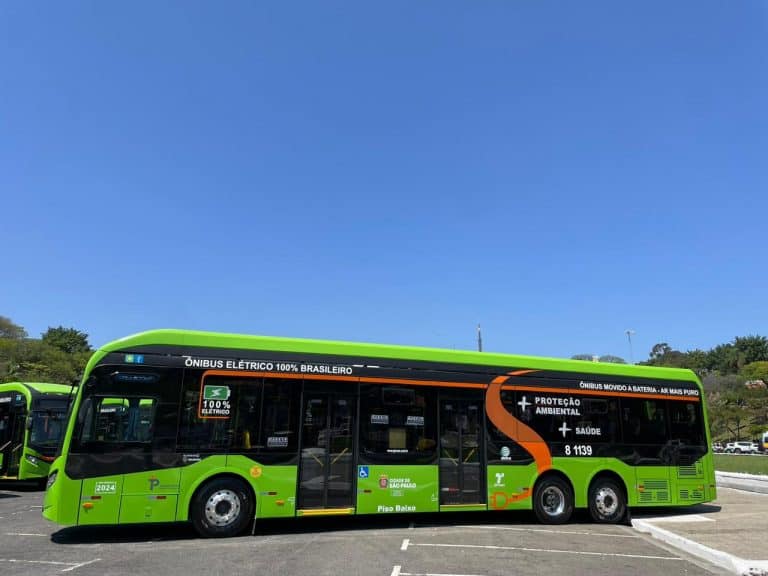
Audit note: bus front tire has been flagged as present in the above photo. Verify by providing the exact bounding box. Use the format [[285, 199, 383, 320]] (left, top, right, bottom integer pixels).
[[588, 478, 626, 524], [191, 477, 254, 538], [533, 476, 574, 524]]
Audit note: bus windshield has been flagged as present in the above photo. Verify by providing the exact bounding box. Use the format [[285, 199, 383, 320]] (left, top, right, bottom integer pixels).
[[29, 399, 69, 454]]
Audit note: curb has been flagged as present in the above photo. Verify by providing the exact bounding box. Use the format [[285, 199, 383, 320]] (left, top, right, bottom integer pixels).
[[632, 518, 768, 576], [716, 472, 768, 495]]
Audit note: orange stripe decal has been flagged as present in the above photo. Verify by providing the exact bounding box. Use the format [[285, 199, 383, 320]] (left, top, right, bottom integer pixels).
[[486, 373, 552, 475]]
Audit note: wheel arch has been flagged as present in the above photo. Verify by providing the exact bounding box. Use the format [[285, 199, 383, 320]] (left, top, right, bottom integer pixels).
[[534, 468, 575, 497], [586, 469, 628, 505], [179, 471, 257, 523]]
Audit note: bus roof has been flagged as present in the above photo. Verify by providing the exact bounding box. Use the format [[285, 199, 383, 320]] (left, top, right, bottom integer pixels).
[[94, 328, 700, 383], [0, 382, 73, 393]]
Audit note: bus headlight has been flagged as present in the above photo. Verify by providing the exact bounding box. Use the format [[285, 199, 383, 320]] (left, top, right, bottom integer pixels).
[[25, 455, 40, 467], [46, 471, 58, 489]]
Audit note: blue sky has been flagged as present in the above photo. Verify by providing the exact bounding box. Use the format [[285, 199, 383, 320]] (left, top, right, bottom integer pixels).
[[2, 2, 766, 361]]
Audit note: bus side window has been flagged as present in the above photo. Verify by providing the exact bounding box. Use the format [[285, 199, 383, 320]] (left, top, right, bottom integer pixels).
[[668, 401, 703, 446], [621, 398, 668, 445]]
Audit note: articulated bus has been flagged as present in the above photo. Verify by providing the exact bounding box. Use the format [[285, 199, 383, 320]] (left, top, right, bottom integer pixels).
[[43, 330, 715, 537], [0, 382, 74, 482]]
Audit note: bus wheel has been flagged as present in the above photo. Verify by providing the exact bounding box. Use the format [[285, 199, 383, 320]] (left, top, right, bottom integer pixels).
[[533, 476, 573, 524], [588, 478, 626, 523], [191, 477, 254, 538]]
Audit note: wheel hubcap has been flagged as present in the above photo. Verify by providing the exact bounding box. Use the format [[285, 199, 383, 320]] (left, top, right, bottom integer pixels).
[[541, 486, 566, 517], [205, 489, 241, 527], [595, 486, 619, 517]]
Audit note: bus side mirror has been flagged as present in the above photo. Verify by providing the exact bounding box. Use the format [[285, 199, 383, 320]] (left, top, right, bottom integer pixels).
[[84, 376, 97, 390], [27, 417, 33, 431]]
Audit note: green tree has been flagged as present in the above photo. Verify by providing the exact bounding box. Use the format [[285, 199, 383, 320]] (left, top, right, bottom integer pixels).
[[734, 335, 768, 366], [685, 349, 709, 374], [41, 326, 91, 354], [598, 355, 626, 364], [706, 343, 739, 374], [740, 361, 768, 382], [650, 343, 672, 361], [0, 316, 27, 339], [570, 354, 595, 361]]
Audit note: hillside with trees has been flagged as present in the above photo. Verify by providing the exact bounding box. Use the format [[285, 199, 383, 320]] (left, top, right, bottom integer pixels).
[[640, 335, 768, 442]]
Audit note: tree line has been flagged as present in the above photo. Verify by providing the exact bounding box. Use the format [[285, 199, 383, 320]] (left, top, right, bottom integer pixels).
[[0, 316, 91, 385]]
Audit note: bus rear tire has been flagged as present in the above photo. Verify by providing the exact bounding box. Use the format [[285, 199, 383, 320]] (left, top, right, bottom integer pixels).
[[588, 478, 626, 523], [191, 477, 254, 538], [533, 476, 573, 524]]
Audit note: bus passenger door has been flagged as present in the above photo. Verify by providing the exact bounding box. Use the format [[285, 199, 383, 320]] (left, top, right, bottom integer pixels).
[[298, 392, 355, 512], [0, 393, 26, 478], [439, 396, 485, 506], [0, 393, 12, 476]]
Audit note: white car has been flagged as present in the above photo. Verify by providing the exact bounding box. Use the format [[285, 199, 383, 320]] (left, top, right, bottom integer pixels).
[[724, 441, 759, 454]]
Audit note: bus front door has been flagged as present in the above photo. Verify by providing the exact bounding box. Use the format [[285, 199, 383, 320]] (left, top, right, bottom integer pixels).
[[298, 392, 355, 512], [439, 396, 485, 506], [0, 393, 26, 479]]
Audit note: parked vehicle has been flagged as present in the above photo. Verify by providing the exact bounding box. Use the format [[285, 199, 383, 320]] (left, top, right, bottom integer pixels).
[[712, 442, 724, 453], [724, 441, 759, 454]]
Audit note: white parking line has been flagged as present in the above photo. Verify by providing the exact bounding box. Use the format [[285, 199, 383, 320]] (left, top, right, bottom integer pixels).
[[633, 514, 714, 523], [62, 558, 101, 572], [0, 557, 101, 572], [391, 567, 487, 576], [4, 532, 46, 536], [407, 542, 682, 561], [453, 525, 640, 538], [401, 538, 410, 551], [0, 559, 78, 569]]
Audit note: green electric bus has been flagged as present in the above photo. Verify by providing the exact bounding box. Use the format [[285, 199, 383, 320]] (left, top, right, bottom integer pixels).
[[1, 382, 74, 482], [43, 329, 715, 537]]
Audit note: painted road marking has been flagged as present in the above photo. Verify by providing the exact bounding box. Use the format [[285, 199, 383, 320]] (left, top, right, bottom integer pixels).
[[634, 514, 714, 523], [453, 525, 641, 538], [62, 558, 101, 572], [401, 538, 410, 551], [0, 557, 100, 572], [391, 567, 487, 576], [406, 542, 682, 561], [4, 532, 46, 536]]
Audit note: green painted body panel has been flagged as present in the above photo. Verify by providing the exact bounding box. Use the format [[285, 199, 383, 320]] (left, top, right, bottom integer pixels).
[[79, 475, 122, 525], [42, 459, 80, 525], [123, 468, 181, 495], [356, 465, 438, 514], [487, 464, 538, 510], [174, 456, 298, 521], [225, 456, 297, 519], [440, 504, 487, 512], [119, 495, 179, 524], [16, 446, 53, 480]]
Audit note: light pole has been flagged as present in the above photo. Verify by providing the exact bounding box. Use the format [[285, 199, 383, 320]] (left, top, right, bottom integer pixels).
[[625, 330, 636, 364], [477, 324, 483, 352]]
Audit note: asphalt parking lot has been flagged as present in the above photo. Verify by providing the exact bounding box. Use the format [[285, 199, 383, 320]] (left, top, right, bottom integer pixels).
[[0, 487, 729, 576]]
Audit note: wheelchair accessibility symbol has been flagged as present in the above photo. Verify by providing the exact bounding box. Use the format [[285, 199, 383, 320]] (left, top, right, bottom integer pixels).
[[358, 466, 369, 479]]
